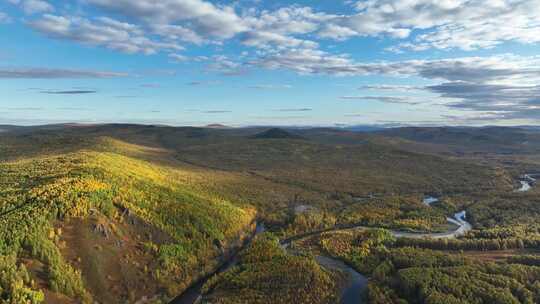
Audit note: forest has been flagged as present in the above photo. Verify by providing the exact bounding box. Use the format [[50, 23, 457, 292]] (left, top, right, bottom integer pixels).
[[0, 135, 256, 303], [1, 124, 540, 303], [201, 233, 341, 304]]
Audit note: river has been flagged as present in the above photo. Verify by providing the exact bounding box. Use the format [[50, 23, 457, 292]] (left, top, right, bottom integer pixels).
[[171, 210, 472, 304], [517, 174, 537, 192], [171, 174, 540, 304], [170, 223, 266, 304], [423, 196, 439, 205], [280, 210, 472, 304], [316, 255, 368, 304], [170, 174, 540, 304]]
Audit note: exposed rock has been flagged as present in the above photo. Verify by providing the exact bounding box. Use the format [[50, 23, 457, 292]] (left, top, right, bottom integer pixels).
[[93, 222, 111, 239], [121, 207, 137, 225], [294, 205, 317, 215]]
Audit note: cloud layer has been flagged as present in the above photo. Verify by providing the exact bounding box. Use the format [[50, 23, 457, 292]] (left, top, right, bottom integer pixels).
[[342, 0, 540, 51], [10, 0, 540, 58], [7, 0, 53, 15], [0, 67, 127, 78], [4, 0, 540, 124], [340, 96, 419, 105], [30, 15, 183, 54], [40, 90, 97, 94]]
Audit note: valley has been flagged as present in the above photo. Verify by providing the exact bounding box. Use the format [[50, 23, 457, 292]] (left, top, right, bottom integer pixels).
[[1, 124, 540, 304], [4, 0, 540, 302]]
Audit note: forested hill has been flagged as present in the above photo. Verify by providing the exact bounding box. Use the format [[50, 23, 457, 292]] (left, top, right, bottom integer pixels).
[[374, 126, 540, 154], [0, 124, 519, 303], [0, 131, 257, 303]]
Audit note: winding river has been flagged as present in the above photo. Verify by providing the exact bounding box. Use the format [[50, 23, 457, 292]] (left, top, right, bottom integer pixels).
[[171, 224, 266, 304], [517, 174, 537, 192], [279, 211, 472, 304], [316, 255, 368, 304], [172, 214, 471, 304], [172, 174, 534, 304]]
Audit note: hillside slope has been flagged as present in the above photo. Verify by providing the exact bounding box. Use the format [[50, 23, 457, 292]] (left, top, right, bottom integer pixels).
[[0, 137, 256, 303], [172, 136, 510, 197], [0, 124, 518, 303], [376, 126, 540, 154]]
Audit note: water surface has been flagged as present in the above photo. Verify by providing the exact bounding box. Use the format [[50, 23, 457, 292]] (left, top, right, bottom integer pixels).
[[315, 255, 367, 304]]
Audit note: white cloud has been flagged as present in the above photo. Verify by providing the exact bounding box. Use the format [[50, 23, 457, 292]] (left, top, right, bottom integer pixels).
[[359, 85, 422, 91], [7, 0, 54, 15], [168, 53, 189, 62], [15, 0, 540, 65], [30, 15, 184, 54], [0, 12, 11, 24], [96, 16, 143, 35], [151, 24, 206, 45], [240, 6, 332, 49], [331, 0, 540, 51], [206, 55, 243, 74], [252, 48, 356, 76], [241, 31, 318, 50], [252, 50, 540, 121], [252, 52, 540, 84], [340, 96, 420, 105], [86, 0, 246, 39], [318, 24, 358, 41], [4, 0, 540, 66], [243, 6, 331, 35]]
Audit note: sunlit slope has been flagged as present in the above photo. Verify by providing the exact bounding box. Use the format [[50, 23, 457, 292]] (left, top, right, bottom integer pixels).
[[0, 138, 256, 303], [0, 124, 518, 303], [0, 125, 514, 235], [1, 124, 512, 196], [201, 234, 341, 304]]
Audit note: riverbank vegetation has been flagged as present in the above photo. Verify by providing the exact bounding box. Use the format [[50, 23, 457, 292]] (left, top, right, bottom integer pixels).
[[336, 196, 451, 233], [0, 124, 535, 303], [201, 233, 341, 304], [292, 228, 540, 304], [379, 192, 540, 252]]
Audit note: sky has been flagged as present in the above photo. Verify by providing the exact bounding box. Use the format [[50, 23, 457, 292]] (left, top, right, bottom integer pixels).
[[1, 0, 540, 127]]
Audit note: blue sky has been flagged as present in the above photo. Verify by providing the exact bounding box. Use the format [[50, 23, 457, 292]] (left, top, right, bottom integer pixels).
[[1, 0, 540, 126]]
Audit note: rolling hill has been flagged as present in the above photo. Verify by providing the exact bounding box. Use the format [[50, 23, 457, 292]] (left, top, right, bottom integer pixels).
[[0, 124, 520, 303], [0, 135, 257, 303], [375, 126, 540, 154], [250, 128, 305, 140]]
